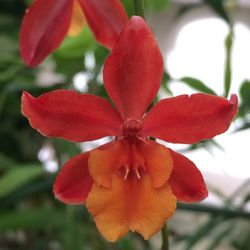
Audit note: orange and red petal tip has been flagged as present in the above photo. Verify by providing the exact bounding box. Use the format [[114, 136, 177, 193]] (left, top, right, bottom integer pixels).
[[67, 1, 85, 37]]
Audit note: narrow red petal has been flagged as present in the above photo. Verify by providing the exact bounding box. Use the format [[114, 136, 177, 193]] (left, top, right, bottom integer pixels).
[[143, 94, 238, 144], [53, 152, 93, 204], [21, 90, 123, 142], [20, 0, 74, 66], [103, 16, 163, 119], [78, 0, 128, 49], [169, 149, 208, 202]]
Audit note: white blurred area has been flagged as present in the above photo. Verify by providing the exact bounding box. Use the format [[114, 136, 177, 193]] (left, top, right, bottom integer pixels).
[[38, 142, 58, 173], [149, 1, 250, 203]]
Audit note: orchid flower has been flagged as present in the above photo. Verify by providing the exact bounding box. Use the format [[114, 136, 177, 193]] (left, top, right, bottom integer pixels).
[[21, 16, 238, 241], [20, 0, 128, 66]]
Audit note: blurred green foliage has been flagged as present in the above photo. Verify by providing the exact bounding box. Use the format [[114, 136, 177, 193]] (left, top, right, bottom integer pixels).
[[0, 0, 250, 250]]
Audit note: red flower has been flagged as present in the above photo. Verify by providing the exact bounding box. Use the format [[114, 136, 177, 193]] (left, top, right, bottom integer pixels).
[[21, 17, 238, 241], [20, 0, 128, 67]]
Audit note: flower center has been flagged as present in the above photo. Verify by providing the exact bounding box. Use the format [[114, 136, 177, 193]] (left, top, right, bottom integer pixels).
[[122, 118, 142, 141], [117, 142, 146, 180], [119, 164, 146, 180]]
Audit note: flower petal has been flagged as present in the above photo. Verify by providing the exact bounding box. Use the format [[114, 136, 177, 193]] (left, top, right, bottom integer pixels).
[[143, 94, 238, 144], [169, 149, 208, 202], [86, 174, 176, 242], [78, 0, 128, 49], [88, 141, 122, 188], [20, 0, 74, 66], [89, 140, 173, 189], [21, 90, 123, 142], [53, 152, 93, 204], [68, 1, 85, 37], [138, 141, 173, 188], [103, 16, 163, 119]]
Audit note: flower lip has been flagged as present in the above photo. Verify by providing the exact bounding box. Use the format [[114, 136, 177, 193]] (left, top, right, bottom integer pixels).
[[122, 118, 143, 141]]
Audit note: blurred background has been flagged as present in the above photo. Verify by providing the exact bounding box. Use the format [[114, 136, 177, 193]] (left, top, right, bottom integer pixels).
[[0, 0, 250, 249]]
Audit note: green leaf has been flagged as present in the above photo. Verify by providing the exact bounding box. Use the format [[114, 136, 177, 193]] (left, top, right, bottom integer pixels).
[[0, 178, 53, 210], [240, 80, 250, 112], [206, 225, 233, 250], [203, 0, 231, 24], [52, 139, 81, 158], [175, 4, 201, 20], [117, 234, 136, 250], [0, 63, 24, 83], [184, 216, 226, 249], [55, 26, 95, 58], [180, 77, 217, 95], [0, 164, 43, 198], [162, 71, 173, 96], [178, 203, 250, 219], [145, 0, 170, 11], [224, 28, 234, 97], [231, 225, 250, 250], [182, 139, 224, 155], [121, 0, 134, 17], [0, 35, 18, 57], [0, 207, 63, 231], [0, 152, 16, 170]]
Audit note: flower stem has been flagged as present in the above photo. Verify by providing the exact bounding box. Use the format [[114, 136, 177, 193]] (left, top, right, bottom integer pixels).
[[133, 0, 145, 18], [161, 224, 169, 250], [224, 26, 234, 98]]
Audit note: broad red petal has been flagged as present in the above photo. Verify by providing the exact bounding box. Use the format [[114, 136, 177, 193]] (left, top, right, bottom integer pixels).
[[78, 0, 128, 49], [143, 94, 238, 144], [169, 149, 208, 202], [86, 174, 176, 242], [53, 152, 93, 204], [20, 0, 74, 66], [103, 16, 163, 119], [21, 90, 123, 142]]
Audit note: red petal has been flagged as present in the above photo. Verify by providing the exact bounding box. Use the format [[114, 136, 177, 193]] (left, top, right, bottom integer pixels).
[[103, 16, 163, 119], [143, 94, 238, 144], [53, 152, 93, 204], [20, 0, 74, 66], [78, 0, 128, 49], [169, 149, 208, 202], [21, 90, 123, 142]]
